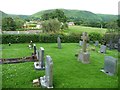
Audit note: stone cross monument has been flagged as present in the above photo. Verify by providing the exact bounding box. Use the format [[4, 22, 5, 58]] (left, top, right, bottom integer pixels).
[[78, 32, 90, 64], [81, 32, 89, 52]]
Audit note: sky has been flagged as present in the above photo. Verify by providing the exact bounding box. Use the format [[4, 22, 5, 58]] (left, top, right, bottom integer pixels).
[[0, 0, 119, 15]]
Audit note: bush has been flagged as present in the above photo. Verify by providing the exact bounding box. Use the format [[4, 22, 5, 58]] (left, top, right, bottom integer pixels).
[[89, 32, 102, 42], [2, 32, 103, 44]]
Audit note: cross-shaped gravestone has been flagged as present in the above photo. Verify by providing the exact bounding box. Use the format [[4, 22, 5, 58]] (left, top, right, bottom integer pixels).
[[33, 44, 37, 55], [40, 55, 53, 88], [78, 32, 90, 64], [57, 36, 61, 49], [34, 47, 45, 70], [81, 32, 89, 52], [100, 56, 117, 76]]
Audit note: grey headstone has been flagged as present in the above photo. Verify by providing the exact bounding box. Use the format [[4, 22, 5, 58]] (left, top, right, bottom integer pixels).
[[34, 47, 45, 70], [79, 41, 83, 46], [40, 55, 53, 88], [114, 43, 118, 49], [100, 45, 106, 53], [94, 41, 99, 46], [101, 56, 117, 76], [108, 40, 114, 50], [57, 37, 61, 49]]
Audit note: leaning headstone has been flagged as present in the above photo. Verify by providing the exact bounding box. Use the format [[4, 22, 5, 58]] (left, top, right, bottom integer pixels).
[[33, 44, 37, 55], [78, 32, 90, 64], [79, 41, 83, 46], [94, 41, 99, 46], [40, 55, 53, 88], [34, 47, 45, 70], [100, 45, 106, 53], [57, 37, 61, 49], [100, 56, 117, 76]]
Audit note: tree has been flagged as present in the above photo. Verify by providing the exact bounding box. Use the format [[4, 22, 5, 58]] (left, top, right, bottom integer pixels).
[[41, 9, 67, 23], [2, 17, 16, 31], [41, 19, 61, 33], [14, 17, 25, 29]]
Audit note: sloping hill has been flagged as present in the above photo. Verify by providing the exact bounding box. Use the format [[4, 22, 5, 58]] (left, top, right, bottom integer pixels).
[[32, 9, 117, 22]]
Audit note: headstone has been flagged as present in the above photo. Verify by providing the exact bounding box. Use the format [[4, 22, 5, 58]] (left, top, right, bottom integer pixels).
[[114, 43, 118, 49], [79, 41, 83, 46], [33, 44, 37, 55], [100, 45, 106, 53], [94, 41, 99, 46], [9, 43, 11, 46], [100, 56, 117, 76], [108, 40, 114, 50], [89, 41, 93, 44], [34, 47, 45, 70], [78, 32, 90, 64], [57, 37, 61, 49], [118, 39, 120, 52], [36, 50, 39, 60], [40, 55, 53, 88]]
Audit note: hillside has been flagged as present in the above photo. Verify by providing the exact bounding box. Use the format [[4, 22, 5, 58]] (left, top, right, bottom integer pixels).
[[0, 11, 29, 20], [32, 9, 117, 22]]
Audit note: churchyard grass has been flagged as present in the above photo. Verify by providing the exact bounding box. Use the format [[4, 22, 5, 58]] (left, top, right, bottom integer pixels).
[[2, 43, 118, 88]]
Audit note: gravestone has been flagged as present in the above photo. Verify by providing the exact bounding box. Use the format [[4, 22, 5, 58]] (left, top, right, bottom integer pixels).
[[100, 56, 117, 76], [100, 45, 106, 53], [108, 40, 114, 50], [36, 50, 39, 60], [9, 43, 11, 46], [89, 41, 93, 44], [33, 44, 37, 55], [79, 41, 83, 46], [34, 47, 45, 70], [40, 55, 53, 88], [118, 39, 120, 52], [57, 37, 61, 49], [114, 43, 118, 49], [78, 32, 90, 64], [94, 41, 99, 46]]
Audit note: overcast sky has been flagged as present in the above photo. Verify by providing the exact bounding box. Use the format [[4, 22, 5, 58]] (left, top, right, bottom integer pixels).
[[0, 0, 119, 15]]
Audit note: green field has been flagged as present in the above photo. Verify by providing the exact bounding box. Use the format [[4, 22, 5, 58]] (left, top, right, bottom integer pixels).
[[2, 43, 118, 88], [64, 26, 107, 34]]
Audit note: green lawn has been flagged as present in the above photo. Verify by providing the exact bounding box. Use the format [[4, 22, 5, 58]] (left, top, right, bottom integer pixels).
[[2, 43, 118, 88], [63, 26, 107, 34]]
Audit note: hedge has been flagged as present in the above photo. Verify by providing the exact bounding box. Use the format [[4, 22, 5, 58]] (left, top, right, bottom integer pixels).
[[2, 32, 103, 44]]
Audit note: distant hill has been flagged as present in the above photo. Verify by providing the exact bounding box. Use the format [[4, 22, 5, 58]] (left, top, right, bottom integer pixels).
[[32, 9, 117, 22], [0, 11, 29, 20], [1, 9, 118, 23]]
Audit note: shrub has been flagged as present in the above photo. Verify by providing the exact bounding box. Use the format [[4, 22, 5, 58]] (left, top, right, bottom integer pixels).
[[2, 32, 103, 44]]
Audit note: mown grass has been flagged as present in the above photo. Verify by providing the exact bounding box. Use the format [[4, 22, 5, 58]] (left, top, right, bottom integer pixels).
[[63, 26, 107, 35], [2, 43, 118, 88]]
